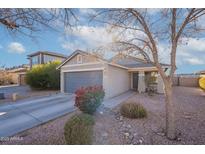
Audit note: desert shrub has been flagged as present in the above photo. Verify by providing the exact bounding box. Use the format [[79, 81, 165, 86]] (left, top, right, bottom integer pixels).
[[26, 61, 61, 90], [75, 85, 105, 114], [64, 113, 95, 145], [120, 102, 147, 119], [199, 77, 205, 90]]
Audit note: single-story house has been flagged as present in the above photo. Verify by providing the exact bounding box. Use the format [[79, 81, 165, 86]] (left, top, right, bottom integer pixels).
[[57, 50, 169, 99], [8, 67, 29, 85], [3, 65, 29, 85]]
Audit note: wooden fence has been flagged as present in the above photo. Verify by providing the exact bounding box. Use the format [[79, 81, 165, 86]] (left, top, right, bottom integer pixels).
[[172, 76, 199, 87]]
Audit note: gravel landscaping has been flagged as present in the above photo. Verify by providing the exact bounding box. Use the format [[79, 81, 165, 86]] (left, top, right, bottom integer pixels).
[[94, 86, 205, 144], [0, 111, 77, 145], [1, 87, 204, 145]]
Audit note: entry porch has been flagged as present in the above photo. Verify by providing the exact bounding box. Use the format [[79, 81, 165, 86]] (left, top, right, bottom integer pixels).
[[129, 68, 165, 94]]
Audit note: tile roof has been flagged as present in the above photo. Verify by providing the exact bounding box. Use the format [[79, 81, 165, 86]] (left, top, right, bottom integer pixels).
[[57, 50, 170, 69], [121, 63, 155, 68]]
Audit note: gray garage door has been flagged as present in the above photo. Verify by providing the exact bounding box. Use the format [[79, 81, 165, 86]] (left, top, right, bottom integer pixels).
[[64, 70, 103, 93]]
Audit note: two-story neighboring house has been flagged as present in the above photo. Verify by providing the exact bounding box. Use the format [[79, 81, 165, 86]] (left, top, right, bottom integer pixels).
[[27, 51, 67, 68]]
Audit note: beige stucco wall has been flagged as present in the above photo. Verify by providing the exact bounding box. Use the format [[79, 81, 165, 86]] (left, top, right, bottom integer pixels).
[[64, 53, 99, 65], [157, 74, 165, 93], [61, 63, 130, 98], [103, 64, 130, 99], [60, 71, 64, 93], [138, 71, 146, 93]]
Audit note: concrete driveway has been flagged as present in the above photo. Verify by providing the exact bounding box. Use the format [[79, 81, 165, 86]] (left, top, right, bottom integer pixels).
[[0, 94, 75, 137]]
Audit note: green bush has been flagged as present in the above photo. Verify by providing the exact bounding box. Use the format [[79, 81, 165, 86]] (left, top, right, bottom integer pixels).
[[26, 61, 61, 90], [64, 113, 95, 145], [120, 102, 147, 119], [75, 86, 105, 114]]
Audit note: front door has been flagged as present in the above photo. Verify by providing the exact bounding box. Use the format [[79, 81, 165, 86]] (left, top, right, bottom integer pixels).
[[133, 73, 138, 90]]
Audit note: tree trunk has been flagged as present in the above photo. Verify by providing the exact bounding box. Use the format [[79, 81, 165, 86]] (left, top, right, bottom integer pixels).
[[164, 79, 176, 140]]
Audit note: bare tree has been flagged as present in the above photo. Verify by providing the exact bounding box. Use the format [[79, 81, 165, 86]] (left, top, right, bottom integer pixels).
[[0, 8, 77, 37], [93, 8, 205, 139]]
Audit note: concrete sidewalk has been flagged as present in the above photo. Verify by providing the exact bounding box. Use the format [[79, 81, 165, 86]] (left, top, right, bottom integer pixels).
[[103, 91, 136, 109], [0, 94, 75, 137]]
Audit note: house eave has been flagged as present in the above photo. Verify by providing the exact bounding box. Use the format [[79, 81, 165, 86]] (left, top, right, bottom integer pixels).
[[128, 67, 158, 72], [27, 51, 67, 59], [128, 65, 170, 72], [108, 63, 129, 70]]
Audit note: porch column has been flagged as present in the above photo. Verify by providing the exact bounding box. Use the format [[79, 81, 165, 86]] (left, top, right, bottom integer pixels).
[[138, 71, 145, 93], [103, 64, 109, 99], [130, 72, 133, 89], [157, 74, 165, 93]]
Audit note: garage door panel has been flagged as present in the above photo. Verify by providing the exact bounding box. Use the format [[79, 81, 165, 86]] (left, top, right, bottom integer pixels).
[[64, 71, 103, 93]]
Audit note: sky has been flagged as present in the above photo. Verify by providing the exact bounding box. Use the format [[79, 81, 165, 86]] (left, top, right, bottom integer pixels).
[[0, 8, 204, 74]]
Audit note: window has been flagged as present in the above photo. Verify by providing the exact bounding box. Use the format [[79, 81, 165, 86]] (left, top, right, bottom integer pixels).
[[44, 55, 57, 63], [32, 55, 39, 65], [77, 55, 82, 64]]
